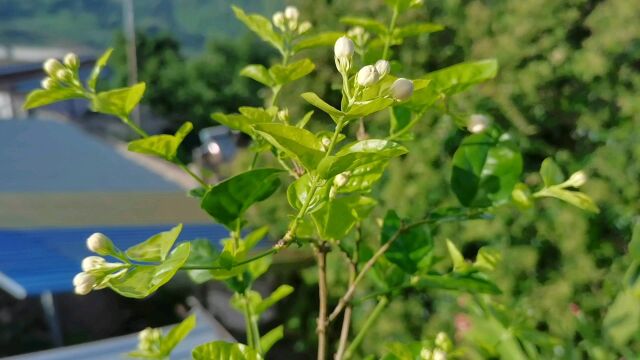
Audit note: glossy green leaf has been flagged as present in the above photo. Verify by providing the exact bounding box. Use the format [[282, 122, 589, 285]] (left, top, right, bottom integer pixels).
[[540, 157, 565, 187], [311, 196, 375, 241], [240, 64, 276, 87], [87, 48, 113, 91], [269, 58, 315, 85], [415, 274, 502, 295], [536, 187, 600, 213], [253, 123, 325, 170], [92, 82, 146, 118], [603, 288, 640, 347], [255, 284, 294, 314], [23, 88, 84, 110], [392, 22, 444, 39], [338, 159, 389, 193], [125, 224, 183, 262], [160, 314, 196, 354], [340, 16, 387, 34], [287, 174, 330, 212], [260, 325, 284, 355], [184, 239, 220, 284], [127, 122, 192, 161], [318, 139, 407, 179], [293, 31, 343, 52], [347, 97, 395, 118], [300, 92, 344, 121], [201, 168, 283, 228], [232, 6, 283, 52], [382, 211, 433, 273], [192, 341, 262, 360], [107, 243, 191, 299], [451, 133, 523, 207]]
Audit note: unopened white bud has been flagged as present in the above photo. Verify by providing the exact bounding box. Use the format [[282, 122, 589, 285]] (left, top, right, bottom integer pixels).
[[284, 6, 299, 22], [435, 332, 447, 347], [566, 171, 587, 188], [41, 77, 56, 90], [63, 53, 79, 69], [298, 21, 312, 34], [334, 172, 350, 187], [72, 272, 96, 295], [433, 350, 447, 360], [334, 36, 355, 59], [467, 114, 490, 133], [321, 136, 331, 148], [277, 108, 289, 122], [356, 65, 380, 87], [86, 232, 115, 255], [420, 348, 432, 360], [43, 58, 64, 76], [56, 68, 73, 82], [81, 256, 107, 271], [374, 60, 390, 78], [390, 78, 414, 100], [272, 11, 285, 30]]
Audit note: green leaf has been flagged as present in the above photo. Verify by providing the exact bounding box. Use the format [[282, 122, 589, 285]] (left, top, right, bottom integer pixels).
[[536, 187, 600, 213], [239, 107, 277, 123], [269, 58, 315, 85], [286, 174, 330, 212], [240, 64, 276, 87], [127, 122, 193, 161], [300, 92, 344, 121], [91, 82, 146, 118], [160, 314, 196, 354], [107, 243, 191, 299], [184, 239, 220, 284], [212, 113, 259, 137], [603, 289, 640, 347], [244, 226, 270, 252], [630, 222, 640, 261], [415, 274, 502, 295], [392, 22, 444, 39], [232, 6, 283, 52], [473, 247, 502, 272], [338, 159, 389, 194], [253, 123, 325, 170], [539, 157, 565, 187], [255, 284, 294, 314], [87, 48, 113, 91], [260, 325, 284, 355], [318, 139, 408, 179], [125, 224, 183, 262], [382, 211, 433, 273], [446, 239, 469, 273], [451, 133, 523, 207], [340, 16, 387, 34], [293, 32, 343, 52], [311, 196, 375, 241], [201, 168, 283, 228], [389, 106, 413, 140], [192, 341, 262, 360], [296, 110, 314, 129], [23, 88, 84, 110], [347, 98, 395, 118]]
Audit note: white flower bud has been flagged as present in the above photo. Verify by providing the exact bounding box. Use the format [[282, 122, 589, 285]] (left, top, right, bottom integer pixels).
[[374, 59, 390, 78], [63, 53, 79, 69], [390, 78, 414, 100], [321, 136, 331, 149], [467, 114, 490, 133], [356, 65, 380, 87], [334, 172, 350, 187], [566, 171, 588, 188], [43, 58, 64, 76], [433, 350, 447, 360], [56, 68, 73, 82], [277, 108, 289, 122], [272, 11, 285, 30], [284, 6, 299, 22], [86, 232, 115, 255], [81, 256, 107, 271], [298, 21, 312, 34], [435, 332, 447, 347], [420, 348, 432, 360], [334, 36, 355, 59], [41, 77, 56, 90], [72, 272, 96, 295]]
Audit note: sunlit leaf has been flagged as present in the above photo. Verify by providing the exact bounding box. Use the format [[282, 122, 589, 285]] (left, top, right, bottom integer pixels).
[[92, 82, 146, 118], [87, 48, 113, 91], [536, 187, 600, 213], [415, 274, 501, 295], [125, 224, 183, 262], [539, 157, 565, 187], [293, 32, 343, 52], [23, 88, 84, 110], [269, 58, 315, 85], [253, 123, 325, 170], [127, 122, 192, 161], [160, 314, 196, 354], [192, 341, 262, 360], [287, 173, 331, 212], [301, 92, 344, 121], [240, 64, 276, 87], [318, 139, 407, 179], [260, 325, 284, 355], [232, 6, 283, 52]]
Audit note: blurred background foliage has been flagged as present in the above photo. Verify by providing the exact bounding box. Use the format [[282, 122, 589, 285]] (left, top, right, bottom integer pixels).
[[7, 0, 637, 357]]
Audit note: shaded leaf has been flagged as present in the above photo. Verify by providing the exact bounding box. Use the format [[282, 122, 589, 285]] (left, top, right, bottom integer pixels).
[[382, 211, 433, 273], [347, 97, 395, 118], [603, 289, 640, 347], [392, 22, 444, 39], [255, 284, 294, 314], [415, 274, 502, 295], [340, 16, 387, 34]]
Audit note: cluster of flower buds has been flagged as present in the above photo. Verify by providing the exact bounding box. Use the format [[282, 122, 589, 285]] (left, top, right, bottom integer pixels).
[[41, 53, 80, 90], [419, 332, 452, 360], [354, 59, 391, 88], [72, 233, 124, 295], [138, 327, 163, 352], [334, 36, 355, 73], [272, 6, 311, 34], [467, 114, 490, 133]]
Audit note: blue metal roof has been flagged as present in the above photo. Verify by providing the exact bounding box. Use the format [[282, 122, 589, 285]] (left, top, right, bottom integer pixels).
[[0, 119, 178, 192], [0, 223, 229, 298]]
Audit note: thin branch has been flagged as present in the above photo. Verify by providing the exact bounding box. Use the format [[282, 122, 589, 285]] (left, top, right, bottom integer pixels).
[[335, 258, 356, 360], [316, 243, 329, 360], [343, 296, 389, 359]]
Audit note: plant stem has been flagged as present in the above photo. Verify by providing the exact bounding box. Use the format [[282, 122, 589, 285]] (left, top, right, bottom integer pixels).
[[315, 243, 329, 360], [120, 115, 149, 138], [242, 292, 262, 354], [381, 5, 399, 61], [343, 296, 389, 359], [334, 258, 357, 360], [179, 248, 276, 270], [177, 162, 209, 189]]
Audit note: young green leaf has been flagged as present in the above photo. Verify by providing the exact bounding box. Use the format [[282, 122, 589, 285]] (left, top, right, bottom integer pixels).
[[253, 123, 325, 170], [160, 314, 196, 355], [293, 31, 343, 52], [310, 196, 374, 241], [346, 97, 395, 118], [473, 247, 502, 272], [192, 341, 262, 360], [125, 223, 183, 262], [255, 284, 294, 314], [269, 58, 315, 85], [539, 157, 565, 187], [317, 139, 408, 179], [337, 159, 390, 194], [535, 187, 600, 213], [287, 174, 331, 212], [23, 88, 85, 110], [127, 122, 193, 161], [200, 168, 284, 228], [300, 92, 344, 121], [446, 239, 469, 273], [382, 211, 433, 274], [91, 82, 146, 118], [87, 48, 114, 91], [260, 325, 284, 355], [240, 64, 276, 88], [451, 133, 523, 207], [107, 242, 191, 299], [232, 6, 283, 52]]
